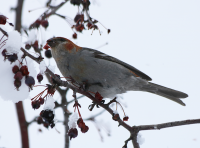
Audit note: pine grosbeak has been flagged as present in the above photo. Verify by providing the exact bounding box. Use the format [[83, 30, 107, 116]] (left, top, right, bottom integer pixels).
[[45, 37, 188, 106]]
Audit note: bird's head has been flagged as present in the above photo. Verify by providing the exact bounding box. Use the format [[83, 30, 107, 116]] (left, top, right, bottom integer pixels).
[[44, 37, 82, 52]]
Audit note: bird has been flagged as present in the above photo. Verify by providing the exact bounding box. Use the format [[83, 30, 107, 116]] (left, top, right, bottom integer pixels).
[[45, 37, 188, 106]]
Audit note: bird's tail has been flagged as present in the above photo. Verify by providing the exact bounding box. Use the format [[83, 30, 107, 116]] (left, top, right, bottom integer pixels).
[[144, 82, 188, 106]]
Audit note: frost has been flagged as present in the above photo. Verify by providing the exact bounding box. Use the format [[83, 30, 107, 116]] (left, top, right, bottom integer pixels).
[[43, 96, 55, 111], [68, 112, 79, 129], [39, 61, 47, 74], [154, 125, 157, 129], [26, 29, 37, 44], [4, 30, 22, 54], [137, 133, 145, 145]]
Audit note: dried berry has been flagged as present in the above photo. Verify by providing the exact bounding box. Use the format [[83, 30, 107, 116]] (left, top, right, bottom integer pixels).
[[74, 14, 84, 23], [37, 117, 43, 124], [112, 113, 120, 121], [39, 97, 44, 105], [45, 50, 52, 58], [37, 73, 43, 83], [72, 33, 77, 39], [0, 15, 7, 25], [81, 125, 89, 133], [31, 100, 40, 109], [87, 23, 92, 29], [75, 24, 84, 32], [14, 71, 23, 80], [70, 0, 81, 6], [32, 40, 38, 49], [25, 44, 31, 50], [123, 116, 129, 121], [1, 49, 7, 57], [20, 65, 29, 76], [77, 118, 85, 128], [35, 19, 41, 28], [108, 29, 111, 34], [25, 76, 35, 90], [14, 79, 21, 90], [68, 128, 78, 140], [82, 0, 91, 10], [41, 20, 49, 29], [50, 122, 55, 128], [7, 53, 18, 63], [43, 123, 49, 128], [40, 110, 54, 124], [12, 65, 19, 74]]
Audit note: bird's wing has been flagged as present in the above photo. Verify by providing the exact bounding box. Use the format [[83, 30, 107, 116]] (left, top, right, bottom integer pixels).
[[83, 48, 152, 81]]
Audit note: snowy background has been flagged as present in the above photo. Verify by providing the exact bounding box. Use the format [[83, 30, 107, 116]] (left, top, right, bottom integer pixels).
[[0, 0, 200, 148]]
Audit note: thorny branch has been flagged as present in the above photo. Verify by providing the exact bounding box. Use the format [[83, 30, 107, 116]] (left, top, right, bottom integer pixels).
[[1, 27, 200, 148]]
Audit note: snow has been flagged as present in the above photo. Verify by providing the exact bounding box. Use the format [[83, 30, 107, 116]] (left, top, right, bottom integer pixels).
[[68, 112, 79, 129], [39, 61, 47, 74], [26, 29, 37, 45], [43, 96, 55, 111], [4, 30, 22, 54], [113, 110, 118, 115], [137, 132, 145, 145]]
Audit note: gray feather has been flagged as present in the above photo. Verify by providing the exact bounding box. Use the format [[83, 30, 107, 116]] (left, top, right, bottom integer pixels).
[[145, 82, 188, 106]]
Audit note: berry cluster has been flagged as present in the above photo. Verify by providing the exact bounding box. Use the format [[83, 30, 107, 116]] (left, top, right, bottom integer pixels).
[[29, 19, 49, 29], [68, 101, 89, 140], [12, 64, 35, 91]]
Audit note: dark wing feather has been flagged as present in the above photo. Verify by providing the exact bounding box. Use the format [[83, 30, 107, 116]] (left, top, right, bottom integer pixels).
[[84, 48, 152, 81]]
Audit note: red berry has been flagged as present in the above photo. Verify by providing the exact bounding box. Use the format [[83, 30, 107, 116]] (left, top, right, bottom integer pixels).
[[81, 125, 89, 133], [77, 118, 85, 128], [75, 24, 84, 32], [39, 97, 44, 105], [14, 79, 21, 90], [14, 71, 23, 80], [20, 65, 29, 76], [12, 65, 19, 74], [35, 19, 41, 28], [41, 20, 49, 29], [74, 14, 84, 23], [0, 15, 7, 25], [68, 128, 78, 140], [123, 116, 129, 121], [31, 100, 40, 109], [32, 40, 38, 49], [37, 117, 43, 124], [37, 73, 43, 83], [25, 44, 31, 50], [72, 33, 77, 39]]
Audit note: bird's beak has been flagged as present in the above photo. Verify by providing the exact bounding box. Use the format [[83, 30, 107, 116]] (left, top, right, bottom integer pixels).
[[43, 38, 54, 50]]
